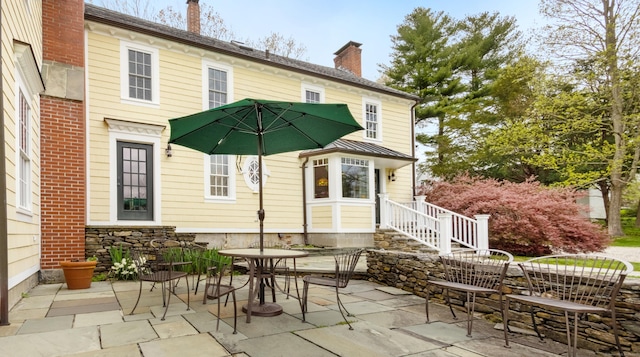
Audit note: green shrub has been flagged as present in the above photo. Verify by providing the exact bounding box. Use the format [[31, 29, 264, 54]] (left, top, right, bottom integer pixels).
[[108, 245, 138, 280]]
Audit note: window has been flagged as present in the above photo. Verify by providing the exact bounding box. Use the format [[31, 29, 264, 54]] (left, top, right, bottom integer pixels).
[[301, 83, 324, 103], [241, 156, 269, 192], [203, 61, 233, 110], [208, 68, 227, 108], [128, 49, 152, 100], [120, 41, 159, 105], [203, 62, 235, 200], [209, 155, 230, 197], [117, 142, 153, 220], [314, 158, 329, 198], [306, 90, 320, 103], [341, 158, 369, 199], [364, 101, 380, 140], [14, 41, 43, 214], [18, 90, 30, 209]]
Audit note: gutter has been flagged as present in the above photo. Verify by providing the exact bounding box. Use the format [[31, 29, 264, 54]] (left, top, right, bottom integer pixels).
[[301, 157, 309, 245], [411, 100, 420, 197], [0, 3, 9, 325]]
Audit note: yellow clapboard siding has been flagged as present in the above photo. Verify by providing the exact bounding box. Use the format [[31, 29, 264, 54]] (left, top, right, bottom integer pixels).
[[311, 205, 333, 229], [341, 206, 373, 229], [86, 25, 415, 232], [3, 0, 43, 286]]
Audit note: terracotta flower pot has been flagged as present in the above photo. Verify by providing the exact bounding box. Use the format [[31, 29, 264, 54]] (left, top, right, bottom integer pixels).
[[60, 260, 98, 289]]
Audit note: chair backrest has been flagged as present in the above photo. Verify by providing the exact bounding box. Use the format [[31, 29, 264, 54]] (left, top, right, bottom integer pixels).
[[249, 241, 289, 270], [518, 254, 633, 309], [150, 238, 182, 248], [198, 252, 234, 290], [183, 245, 208, 275], [249, 240, 289, 249], [440, 249, 513, 290], [334, 249, 364, 288], [132, 239, 185, 277]]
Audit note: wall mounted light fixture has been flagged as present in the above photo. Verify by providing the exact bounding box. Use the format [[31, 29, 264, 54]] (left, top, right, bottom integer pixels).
[[388, 170, 396, 182], [165, 143, 173, 157]]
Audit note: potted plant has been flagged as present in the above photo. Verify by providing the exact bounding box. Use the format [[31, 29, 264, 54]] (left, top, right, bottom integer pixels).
[[60, 256, 98, 289]]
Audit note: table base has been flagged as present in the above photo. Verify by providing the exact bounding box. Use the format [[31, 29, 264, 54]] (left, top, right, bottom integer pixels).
[[242, 302, 283, 317]]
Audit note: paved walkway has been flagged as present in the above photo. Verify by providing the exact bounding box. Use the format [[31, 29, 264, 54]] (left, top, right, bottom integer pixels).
[[603, 246, 640, 276], [0, 257, 617, 357], [603, 246, 640, 262]]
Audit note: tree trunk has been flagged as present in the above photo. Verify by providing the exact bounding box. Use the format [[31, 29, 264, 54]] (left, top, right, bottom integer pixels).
[[437, 115, 445, 165], [604, 0, 626, 238], [635, 197, 640, 227], [608, 182, 624, 236], [598, 180, 610, 225]]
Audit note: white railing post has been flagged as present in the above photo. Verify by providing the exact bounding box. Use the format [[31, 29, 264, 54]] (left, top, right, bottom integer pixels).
[[414, 195, 426, 213], [475, 214, 490, 251], [438, 212, 452, 254], [414, 195, 426, 229], [378, 193, 389, 229]]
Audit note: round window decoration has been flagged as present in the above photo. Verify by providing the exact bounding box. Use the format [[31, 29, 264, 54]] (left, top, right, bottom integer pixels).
[[242, 156, 269, 192], [248, 159, 260, 186]]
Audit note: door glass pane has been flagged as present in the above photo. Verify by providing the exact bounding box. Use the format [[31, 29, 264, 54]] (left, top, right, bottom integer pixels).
[[118, 142, 153, 220]]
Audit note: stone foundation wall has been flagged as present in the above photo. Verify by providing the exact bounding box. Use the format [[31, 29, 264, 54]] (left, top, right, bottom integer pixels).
[[366, 249, 640, 354], [85, 226, 196, 275]]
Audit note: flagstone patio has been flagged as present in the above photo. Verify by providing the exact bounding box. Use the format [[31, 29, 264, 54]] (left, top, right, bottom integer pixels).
[[0, 258, 610, 357]]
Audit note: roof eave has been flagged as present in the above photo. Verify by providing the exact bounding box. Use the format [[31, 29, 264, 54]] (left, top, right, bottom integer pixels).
[[299, 147, 417, 162], [84, 12, 419, 101]]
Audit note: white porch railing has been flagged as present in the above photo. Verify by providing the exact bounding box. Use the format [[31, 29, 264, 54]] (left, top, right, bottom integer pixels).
[[378, 194, 489, 254]]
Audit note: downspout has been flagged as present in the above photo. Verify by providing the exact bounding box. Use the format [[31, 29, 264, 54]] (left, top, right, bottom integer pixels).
[[301, 157, 309, 245], [411, 100, 420, 197], [0, 1, 10, 325]]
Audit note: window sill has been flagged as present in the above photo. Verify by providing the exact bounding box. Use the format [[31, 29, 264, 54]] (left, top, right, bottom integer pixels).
[[120, 97, 160, 108], [205, 197, 237, 204]]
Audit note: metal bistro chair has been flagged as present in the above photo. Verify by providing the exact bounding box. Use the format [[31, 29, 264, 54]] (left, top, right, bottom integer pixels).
[[249, 241, 291, 301], [199, 253, 238, 334], [130, 240, 191, 320], [190, 245, 219, 296], [426, 249, 513, 337], [148, 239, 192, 293], [503, 254, 633, 357], [302, 248, 364, 330]]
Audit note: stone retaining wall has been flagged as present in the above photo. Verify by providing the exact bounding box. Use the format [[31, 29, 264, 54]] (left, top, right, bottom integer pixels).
[[85, 226, 196, 274], [366, 249, 640, 354]]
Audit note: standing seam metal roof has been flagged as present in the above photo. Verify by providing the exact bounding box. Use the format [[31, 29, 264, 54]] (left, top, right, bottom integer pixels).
[[299, 139, 416, 162]]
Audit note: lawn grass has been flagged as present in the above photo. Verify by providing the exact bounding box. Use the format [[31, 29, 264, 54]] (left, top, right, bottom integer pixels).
[[611, 217, 640, 247], [511, 214, 640, 269], [512, 256, 640, 271]]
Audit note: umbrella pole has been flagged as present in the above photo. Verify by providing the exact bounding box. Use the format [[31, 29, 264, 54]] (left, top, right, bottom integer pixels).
[[258, 147, 264, 252], [257, 105, 266, 306], [257, 106, 265, 253]]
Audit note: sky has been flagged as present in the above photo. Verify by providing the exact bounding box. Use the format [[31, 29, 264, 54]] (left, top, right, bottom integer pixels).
[[130, 0, 545, 81]]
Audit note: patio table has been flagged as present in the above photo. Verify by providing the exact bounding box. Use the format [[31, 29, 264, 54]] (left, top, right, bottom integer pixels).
[[218, 248, 308, 323]]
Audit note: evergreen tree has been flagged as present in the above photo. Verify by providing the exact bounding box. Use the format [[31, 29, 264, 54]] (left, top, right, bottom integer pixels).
[[383, 8, 522, 179]]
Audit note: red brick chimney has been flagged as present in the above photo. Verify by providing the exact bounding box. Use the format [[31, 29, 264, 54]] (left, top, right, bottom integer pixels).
[[187, 0, 200, 34], [333, 41, 362, 77], [41, 0, 86, 272]]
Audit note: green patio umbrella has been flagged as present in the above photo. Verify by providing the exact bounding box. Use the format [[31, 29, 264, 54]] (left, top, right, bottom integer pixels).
[[169, 98, 363, 251]]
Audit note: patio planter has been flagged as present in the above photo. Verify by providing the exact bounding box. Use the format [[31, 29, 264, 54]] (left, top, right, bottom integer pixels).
[[60, 260, 97, 289]]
